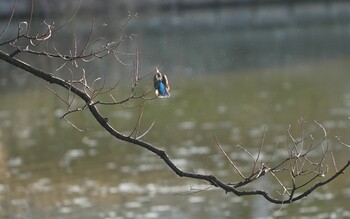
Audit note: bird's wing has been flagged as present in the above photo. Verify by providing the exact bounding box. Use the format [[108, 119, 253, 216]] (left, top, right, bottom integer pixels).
[[153, 74, 158, 89], [162, 74, 170, 91]]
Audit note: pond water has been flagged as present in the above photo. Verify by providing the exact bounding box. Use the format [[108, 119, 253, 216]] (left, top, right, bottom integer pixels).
[[1, 5, 350, 219]]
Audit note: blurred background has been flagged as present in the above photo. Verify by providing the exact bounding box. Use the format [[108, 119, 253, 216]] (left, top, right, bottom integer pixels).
[[1, 0, 350, 218]]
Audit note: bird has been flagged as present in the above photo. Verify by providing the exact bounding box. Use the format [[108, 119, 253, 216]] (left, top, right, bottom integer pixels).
[[153, 68, 170, 98]]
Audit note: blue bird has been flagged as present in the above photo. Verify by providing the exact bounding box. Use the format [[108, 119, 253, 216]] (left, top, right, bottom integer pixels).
[[153, 68, 170, 98]]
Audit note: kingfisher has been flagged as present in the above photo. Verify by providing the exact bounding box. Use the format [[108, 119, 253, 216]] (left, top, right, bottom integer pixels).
[[153, 68, 170, 98]]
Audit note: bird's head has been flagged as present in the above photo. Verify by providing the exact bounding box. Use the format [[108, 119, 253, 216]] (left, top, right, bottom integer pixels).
[[155, 68, 163, 80]]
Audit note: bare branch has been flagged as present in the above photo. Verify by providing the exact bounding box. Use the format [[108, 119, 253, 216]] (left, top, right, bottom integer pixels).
[[0, 10, 349, 206]]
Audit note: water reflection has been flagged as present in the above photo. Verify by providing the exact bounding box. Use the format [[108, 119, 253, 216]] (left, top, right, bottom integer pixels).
[[132, 8, 350, 76], [1, 61, 350, 218], [1, 5, 350, 219]]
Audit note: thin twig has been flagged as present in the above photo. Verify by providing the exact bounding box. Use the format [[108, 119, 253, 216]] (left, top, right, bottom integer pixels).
[[252, 127, 266, 175], [314, 120, 327, 139], [330, 151, 338, 172], [235, 145, 255, 161], [62, 116, 84, 132], [214, 135, 246, 179], [265, 163, 291, 196], [136, 121, 155, 140], [0, 0, 16, 39], [36, 79, 69, 105], [335, 136, 350, 148]]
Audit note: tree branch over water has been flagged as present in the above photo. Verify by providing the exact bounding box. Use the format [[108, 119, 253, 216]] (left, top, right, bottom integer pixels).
[[0, 3, 349, 204]]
